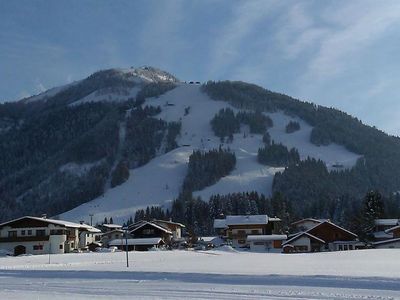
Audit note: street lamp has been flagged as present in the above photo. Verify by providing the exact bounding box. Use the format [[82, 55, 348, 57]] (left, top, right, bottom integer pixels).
[[122, 226, 129, 268]]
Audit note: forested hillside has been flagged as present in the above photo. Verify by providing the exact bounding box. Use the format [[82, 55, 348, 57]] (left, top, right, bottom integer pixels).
[[0, 68, 178, 222]]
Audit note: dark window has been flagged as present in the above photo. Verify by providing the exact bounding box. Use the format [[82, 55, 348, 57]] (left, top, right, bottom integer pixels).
[[33, 245, 43, 250], [8, 231, 17, 237], [59, 244, 63, 250], [36, 230, 46, 237], [28, 230, 32, 235], [21, 230, 26, 236]]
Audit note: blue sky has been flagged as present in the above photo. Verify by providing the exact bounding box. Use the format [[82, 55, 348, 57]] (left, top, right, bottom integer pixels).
[[1, 0, 400, 135]]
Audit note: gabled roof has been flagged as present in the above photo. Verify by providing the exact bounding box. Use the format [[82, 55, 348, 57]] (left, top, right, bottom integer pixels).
[[0, 216, 96, 230], [308, 221, 358, 238], [374, 219, 399, 226], [153, 219, 186, 228], [225, 215, 269, 226], [102, 224, 123, 229], [129, 221, 172, 234], [213, 219, 227, 229], [283, 232, 325, 245], [372, 237, 400, 246], [385, 225, 400, 233], [284, 221, 357, 245], [291, 218, 324, 226]]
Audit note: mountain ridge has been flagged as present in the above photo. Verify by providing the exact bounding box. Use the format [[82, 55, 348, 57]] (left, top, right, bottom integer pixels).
[[0, 67, 399, 227]]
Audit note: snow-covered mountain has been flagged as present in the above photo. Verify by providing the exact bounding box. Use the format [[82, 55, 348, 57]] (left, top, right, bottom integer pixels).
[[22, 66, 179, 105], [1, 66, 400, 225], [60, 83, 360, 224]]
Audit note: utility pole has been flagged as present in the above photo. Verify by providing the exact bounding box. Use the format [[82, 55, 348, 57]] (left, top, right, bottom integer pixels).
[[89, 214, 94, 226], [124, 226, 129, 268]]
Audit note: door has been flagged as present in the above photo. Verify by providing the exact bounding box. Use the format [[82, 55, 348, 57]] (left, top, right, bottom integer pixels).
[[14, 245, 26, 256]]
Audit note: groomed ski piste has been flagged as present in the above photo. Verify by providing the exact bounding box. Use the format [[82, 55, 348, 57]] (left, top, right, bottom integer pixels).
[[1, 249, 399, 299], [60, 83, 361, 225]]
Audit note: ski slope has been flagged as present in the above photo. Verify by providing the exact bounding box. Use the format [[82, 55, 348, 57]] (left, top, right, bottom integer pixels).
[[60, 84, 361, 224], [0, 249, 399, 299]]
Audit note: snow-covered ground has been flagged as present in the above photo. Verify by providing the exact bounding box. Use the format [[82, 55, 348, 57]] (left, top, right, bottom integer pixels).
[[0, 249, 399, 299], [60, 84, 361, 224]]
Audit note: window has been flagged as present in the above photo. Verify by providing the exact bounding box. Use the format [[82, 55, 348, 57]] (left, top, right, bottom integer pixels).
[[36, 230, 46, 237], [21, 230, 26, 236], [27, 230, 32, 235], [338, 245, 343, 251], [8, 231, 17, 237], [59, 244, 63, 250], [33, 245, 43, 250]]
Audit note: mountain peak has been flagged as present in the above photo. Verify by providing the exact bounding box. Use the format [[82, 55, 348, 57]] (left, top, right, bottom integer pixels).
[[112, 66, 179, 84]]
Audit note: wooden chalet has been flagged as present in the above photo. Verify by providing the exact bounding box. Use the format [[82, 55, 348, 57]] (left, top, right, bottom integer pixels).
[[373, 219, 399, 241], [372, 220, 400, 249], [283, 220, 362, 253], [115, 220, 174, 251]]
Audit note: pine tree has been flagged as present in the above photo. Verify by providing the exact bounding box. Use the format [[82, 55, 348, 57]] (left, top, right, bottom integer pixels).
[[361, 190, 384, 241]]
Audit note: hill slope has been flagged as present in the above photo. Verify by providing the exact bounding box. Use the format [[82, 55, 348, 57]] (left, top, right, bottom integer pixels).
[[1, 67, 399, 226], [60, 84, 360, 224]]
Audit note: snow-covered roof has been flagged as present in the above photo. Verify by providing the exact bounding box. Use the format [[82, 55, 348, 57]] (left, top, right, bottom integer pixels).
[[102, 224, 123, 229], [213, 219, 227, 229], [283, 232, 325, 245], [154, 219, 186, 228], [372, 237, 400, 246], [374, 219, 399, 226], [385, 225, 400, 233], [225, 215, 269, 226], [130, 221, 172, 234], [109, 238, 163, 246], [374, 231, 393, 239], [291, 218, 324, 226], [81, 225, 102, 233], [308, 221, 358, 238], [0, 216, 94, 230], [247, 235, 287, 242]]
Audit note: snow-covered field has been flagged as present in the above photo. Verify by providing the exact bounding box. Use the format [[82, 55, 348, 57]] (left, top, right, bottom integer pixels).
[[60, 84, 361, 224], [0, 249, 399, 299]]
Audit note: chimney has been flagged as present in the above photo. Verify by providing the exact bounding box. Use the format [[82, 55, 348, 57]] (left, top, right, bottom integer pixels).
[[41, 214, 47, 219]]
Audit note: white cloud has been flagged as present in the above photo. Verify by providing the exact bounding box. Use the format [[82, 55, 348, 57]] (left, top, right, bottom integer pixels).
[[302, 2, 400, 81], [207, 0, 280, 76]]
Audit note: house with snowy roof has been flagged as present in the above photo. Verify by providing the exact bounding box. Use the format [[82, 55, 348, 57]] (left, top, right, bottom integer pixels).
[[213, 215, 286, 251], [108, 219, 185, 251], [372, 219, 400, 241], [0, 215, 101, 256], [372, 219, 400, 249], [283, 220, 363, 253]]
